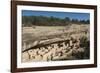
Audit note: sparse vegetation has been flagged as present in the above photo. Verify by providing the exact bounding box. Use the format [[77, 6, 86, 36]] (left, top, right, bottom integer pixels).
[[22, 24, 90, 62]]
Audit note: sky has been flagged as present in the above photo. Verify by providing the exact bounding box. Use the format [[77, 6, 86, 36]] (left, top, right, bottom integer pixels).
[[22, 10, 90, 20]]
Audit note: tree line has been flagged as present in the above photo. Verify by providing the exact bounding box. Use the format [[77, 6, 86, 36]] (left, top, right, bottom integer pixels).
[[22, 16, 90, 27]]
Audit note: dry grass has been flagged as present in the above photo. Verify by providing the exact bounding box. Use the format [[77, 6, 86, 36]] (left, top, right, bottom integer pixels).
[[21, 24, 90, 62]]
